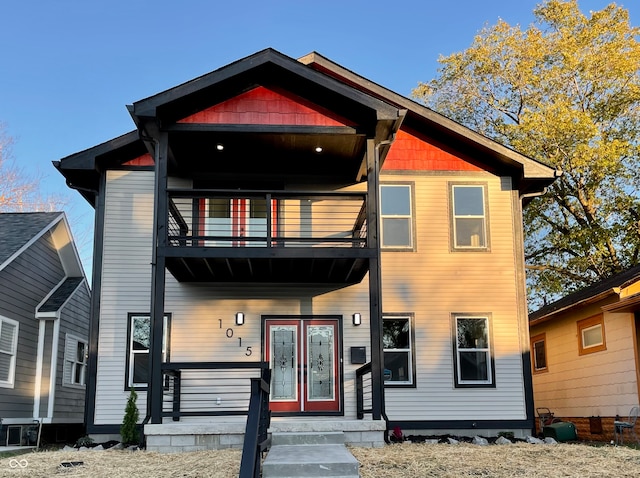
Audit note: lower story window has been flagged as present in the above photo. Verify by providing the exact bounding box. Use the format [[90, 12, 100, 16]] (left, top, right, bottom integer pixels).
[[64, 334, 88, 386], [530, 333, 547, 373], [453, 314, 494, 387], [383, 315, 415, 386], [0, 316, 19, 388], [577, 314, 606, 355], [127, 313, 170, 389]]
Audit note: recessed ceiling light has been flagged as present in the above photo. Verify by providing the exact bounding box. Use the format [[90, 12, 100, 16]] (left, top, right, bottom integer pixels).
[[315, 146, 323, 153], [216, 144, 224, 151]]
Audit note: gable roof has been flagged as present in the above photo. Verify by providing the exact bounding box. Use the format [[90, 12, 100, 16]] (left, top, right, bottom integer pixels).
[[299, 52, 560, 195], [529, 264, 640, 324], [55, 48, 559, 205], [0, 212, 85, 278], [0, 212, 63, 267]]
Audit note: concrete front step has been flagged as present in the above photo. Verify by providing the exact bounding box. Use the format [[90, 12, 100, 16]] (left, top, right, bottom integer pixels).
[[262, 440, 360, 478], [271, 431, 345, 446]]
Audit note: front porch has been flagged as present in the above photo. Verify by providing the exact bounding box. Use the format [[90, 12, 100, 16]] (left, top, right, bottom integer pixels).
[[144, 417, 386, 453]]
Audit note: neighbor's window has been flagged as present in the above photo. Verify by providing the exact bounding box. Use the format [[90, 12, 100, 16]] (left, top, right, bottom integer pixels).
[[383, 315, 415, 386], [577, 314, 606, 355], [0, 316, 19, 388], [127, 314, 170, 389], [380, 184, 413, 249], [530, 333, 547, 373], [451, 184, 488, 249], [64, 334, 88, 386], [453, 315, 494, 387]]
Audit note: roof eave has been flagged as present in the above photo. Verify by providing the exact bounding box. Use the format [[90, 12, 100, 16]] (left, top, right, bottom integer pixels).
[[529, 288, 619, 326], [299, 51, 560, 190]]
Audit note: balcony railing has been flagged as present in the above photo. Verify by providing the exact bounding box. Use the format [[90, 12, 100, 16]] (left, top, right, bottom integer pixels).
[[167, 189, 367, 249]]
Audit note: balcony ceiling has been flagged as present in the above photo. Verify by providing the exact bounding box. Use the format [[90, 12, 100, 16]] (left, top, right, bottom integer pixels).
[[167, 128, 366, 182]]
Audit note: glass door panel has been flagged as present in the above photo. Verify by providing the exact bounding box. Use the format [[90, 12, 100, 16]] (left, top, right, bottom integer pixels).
[[307, 325, 334, 400], [266, 318, 340, 413], [270, 325, 298, 402]]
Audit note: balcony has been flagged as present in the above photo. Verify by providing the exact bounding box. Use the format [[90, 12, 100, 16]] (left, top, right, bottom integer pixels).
[[162, 188, 374, 285]]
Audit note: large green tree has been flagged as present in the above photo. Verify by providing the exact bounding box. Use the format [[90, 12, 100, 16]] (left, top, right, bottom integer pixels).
[[413, 0, 640, 308]]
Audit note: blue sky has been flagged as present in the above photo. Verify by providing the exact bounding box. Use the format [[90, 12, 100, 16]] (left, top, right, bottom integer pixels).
[[1, 0, 638, 275]]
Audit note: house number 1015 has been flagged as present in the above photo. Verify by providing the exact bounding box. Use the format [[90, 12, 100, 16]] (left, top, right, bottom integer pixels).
[[218, 319, 252, 356]]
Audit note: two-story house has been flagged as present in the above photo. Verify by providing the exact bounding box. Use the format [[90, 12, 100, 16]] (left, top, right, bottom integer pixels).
[[0, 212, 90, 446], [54, 49, 558, 451]]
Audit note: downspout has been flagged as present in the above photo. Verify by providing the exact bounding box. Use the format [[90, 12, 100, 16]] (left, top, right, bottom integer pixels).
[[373, 139, 394, 443], [518, 180, 557, 436]]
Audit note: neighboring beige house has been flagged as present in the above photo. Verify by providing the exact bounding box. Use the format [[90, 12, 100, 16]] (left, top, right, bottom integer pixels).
[[529, 265, 640, 441], [54, 48, 558, 452]]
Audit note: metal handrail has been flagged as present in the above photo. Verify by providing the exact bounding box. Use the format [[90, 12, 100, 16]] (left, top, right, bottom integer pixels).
[[239, 369, 271, 478]]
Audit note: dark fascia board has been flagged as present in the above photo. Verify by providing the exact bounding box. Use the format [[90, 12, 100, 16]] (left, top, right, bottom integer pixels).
[[54, 130, 147, 206], [55, 130, 142, 171], [130, 48, 400, 123], [299, 52, 560, 185]]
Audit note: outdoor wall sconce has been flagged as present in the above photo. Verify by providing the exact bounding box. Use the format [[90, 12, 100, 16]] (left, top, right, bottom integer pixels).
[[352, 313, 361, 326], [235, 312, 245, 326]]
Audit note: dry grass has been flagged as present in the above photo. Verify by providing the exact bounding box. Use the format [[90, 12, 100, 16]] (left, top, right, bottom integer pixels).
[[1, 442, 639, 477]]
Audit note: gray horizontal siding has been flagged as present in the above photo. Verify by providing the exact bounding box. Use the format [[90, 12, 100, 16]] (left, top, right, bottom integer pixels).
[[0, 232, 65, 418]]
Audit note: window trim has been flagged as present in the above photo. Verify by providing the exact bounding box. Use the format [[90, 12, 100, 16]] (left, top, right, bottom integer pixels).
[[449, 182, 490, 251], [64, 333, 88, 388], [125, 313, 171, 390], [530, 333, 548, 374], [577, 314, 606, 355], [380, 183, 416, 251], [383, 313, 416, 388], [0, 315, 19, 389], [452, 313, 495, 388]]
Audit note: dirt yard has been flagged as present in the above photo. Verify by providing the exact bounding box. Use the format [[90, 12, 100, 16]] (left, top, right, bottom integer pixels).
[[1, 442, 639, 477]]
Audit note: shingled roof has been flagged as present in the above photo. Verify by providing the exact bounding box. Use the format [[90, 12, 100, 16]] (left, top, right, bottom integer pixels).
[[0, 212, 62, 268], [529, 264, 640, 324]]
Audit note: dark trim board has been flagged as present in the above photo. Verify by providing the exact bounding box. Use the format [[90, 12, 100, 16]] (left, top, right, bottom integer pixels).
[[84, 172, 106, 430], [386, 419, 535, 433]]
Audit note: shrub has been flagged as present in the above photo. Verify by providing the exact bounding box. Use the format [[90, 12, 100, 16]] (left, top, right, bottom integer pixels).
[[120, 389, 140, 445], [75, 435, 94, 448]]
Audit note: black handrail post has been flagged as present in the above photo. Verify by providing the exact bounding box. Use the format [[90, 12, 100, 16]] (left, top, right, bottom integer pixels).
[[172, 371, 181, 422], [239, 368, 271, 478]]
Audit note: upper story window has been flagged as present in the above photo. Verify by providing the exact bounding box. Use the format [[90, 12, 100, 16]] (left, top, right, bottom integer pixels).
[[451, 184, 488, 250], [577, 314, 606, 355], [126, 313, 171, 389], [64, 334, 88, 387], [380, 184, 414, 249], [453, 314, 494, 387], [383, 315, 415, 386], [530, 333, 548, 373], [0, 316, 18, 388]]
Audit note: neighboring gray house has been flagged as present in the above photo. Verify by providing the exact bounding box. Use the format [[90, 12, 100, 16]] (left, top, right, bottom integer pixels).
[[0, 212, 90, 446]]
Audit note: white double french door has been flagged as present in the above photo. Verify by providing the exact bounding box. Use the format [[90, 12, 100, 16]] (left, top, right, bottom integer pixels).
[[265, 318, 340, 413]]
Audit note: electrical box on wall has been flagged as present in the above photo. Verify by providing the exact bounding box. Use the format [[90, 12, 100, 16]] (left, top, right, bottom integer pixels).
[[350, 346, 366, 364]]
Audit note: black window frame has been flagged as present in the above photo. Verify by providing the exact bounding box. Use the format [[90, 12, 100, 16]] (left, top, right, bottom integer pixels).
[[449, 182, 490, 251], [383, 314, 416, 388], [452, 313, 495, 388], [125, 313, 171, 391], [380, 183, 416, 251]]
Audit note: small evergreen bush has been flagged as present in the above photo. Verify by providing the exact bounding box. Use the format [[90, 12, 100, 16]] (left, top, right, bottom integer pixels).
[[120, 389, 140, 445], [75, 435, 94, 447]]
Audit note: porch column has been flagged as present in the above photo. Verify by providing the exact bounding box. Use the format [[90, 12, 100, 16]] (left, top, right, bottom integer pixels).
[[148, 130, 169, 423], [366, 138, 385, 420]]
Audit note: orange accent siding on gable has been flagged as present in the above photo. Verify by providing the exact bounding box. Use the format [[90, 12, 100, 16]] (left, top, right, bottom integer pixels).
[[177, 86, 353, 126], [383, 129, 483, 172], [122, 153, 154, 166]]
